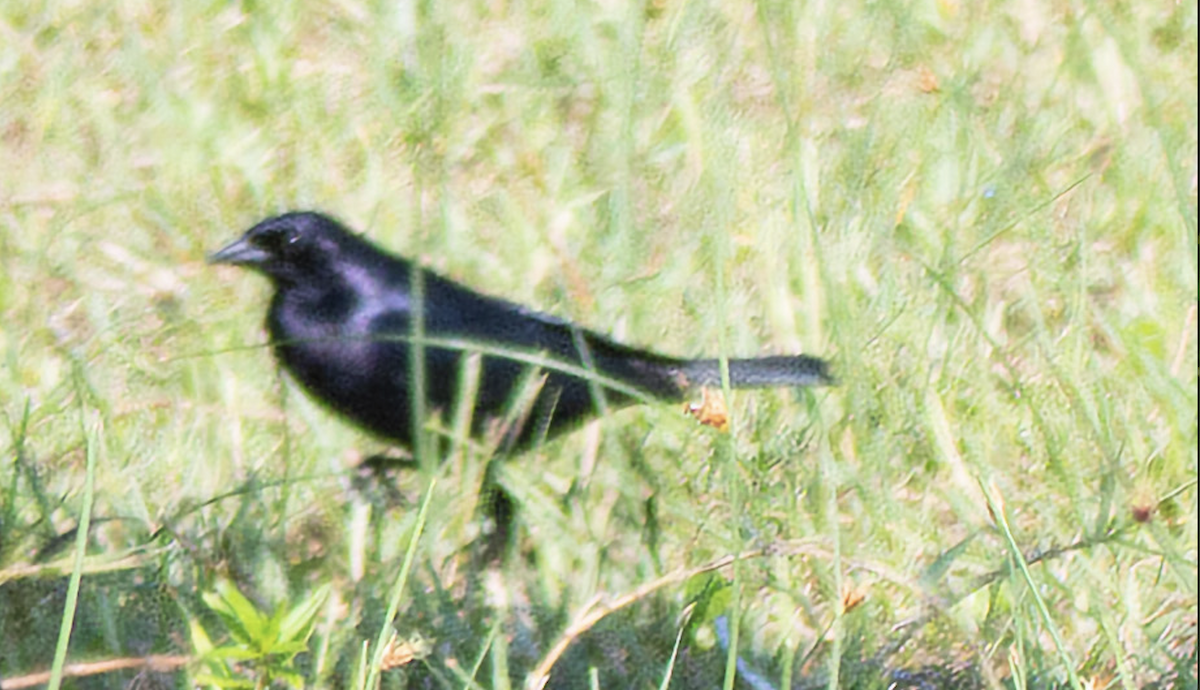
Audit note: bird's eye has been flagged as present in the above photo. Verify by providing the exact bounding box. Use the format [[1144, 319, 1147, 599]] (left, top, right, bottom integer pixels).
[[250, 226, 299, 252]]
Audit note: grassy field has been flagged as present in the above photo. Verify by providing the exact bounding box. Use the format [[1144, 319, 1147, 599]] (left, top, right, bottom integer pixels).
[[0, 0, 1195, 688]]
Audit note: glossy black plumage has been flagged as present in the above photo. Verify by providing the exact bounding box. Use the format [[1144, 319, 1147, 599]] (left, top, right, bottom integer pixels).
[[210, 212, 832, 451]]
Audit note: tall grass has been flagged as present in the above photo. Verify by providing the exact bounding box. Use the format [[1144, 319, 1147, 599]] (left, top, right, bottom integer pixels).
[[0, 0, 1195, 688]]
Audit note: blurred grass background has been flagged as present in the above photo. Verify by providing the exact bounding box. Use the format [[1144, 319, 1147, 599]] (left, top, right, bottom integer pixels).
[[0, 0, 1195, 688]]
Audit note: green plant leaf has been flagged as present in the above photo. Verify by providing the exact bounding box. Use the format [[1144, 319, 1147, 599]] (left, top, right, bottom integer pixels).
[[207, 645, 265, 662], [684, 572, 732, 633], [279, 583, 331, 644], [204, 580, 267, 645]]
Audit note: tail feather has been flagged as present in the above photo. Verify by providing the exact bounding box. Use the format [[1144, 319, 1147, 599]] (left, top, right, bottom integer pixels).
[[676, 355, 834, 390]]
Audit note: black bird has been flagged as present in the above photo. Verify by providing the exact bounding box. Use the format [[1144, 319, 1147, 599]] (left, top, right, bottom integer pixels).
[[209, 211, 832, 452]]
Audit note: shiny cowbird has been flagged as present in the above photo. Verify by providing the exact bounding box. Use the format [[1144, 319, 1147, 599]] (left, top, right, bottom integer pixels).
[[209, 211, 832, 452]]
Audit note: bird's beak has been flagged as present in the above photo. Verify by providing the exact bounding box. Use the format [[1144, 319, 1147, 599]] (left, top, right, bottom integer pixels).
[[207, 236, 268, 266]]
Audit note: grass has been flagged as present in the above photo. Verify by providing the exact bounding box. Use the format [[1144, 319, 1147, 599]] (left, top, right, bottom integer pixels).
[[0, 0, 1196, 688]]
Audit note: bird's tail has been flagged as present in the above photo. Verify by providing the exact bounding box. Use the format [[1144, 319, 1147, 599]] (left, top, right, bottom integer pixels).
[[675, 355, 834, 390]]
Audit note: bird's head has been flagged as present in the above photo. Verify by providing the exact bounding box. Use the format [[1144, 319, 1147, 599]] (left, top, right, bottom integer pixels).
[[209, 212, 372, 286]]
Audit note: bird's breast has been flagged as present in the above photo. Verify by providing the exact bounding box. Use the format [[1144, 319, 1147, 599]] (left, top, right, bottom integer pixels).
[[268, 295, 409, 408]]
